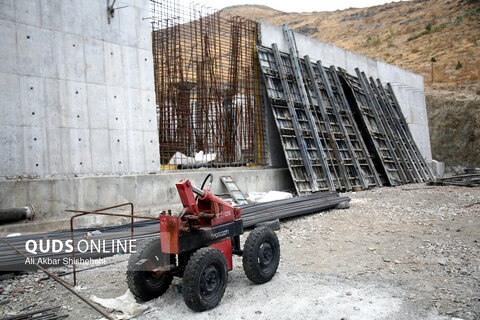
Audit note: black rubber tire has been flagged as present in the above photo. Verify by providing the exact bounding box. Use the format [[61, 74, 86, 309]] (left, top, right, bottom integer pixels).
[[242, 227, 280, 284], [126, 237, 175, 301], [182, 247, 228, 311]]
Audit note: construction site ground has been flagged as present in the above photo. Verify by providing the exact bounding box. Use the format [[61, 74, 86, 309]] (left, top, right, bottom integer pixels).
[[1, 184, 479, 320]]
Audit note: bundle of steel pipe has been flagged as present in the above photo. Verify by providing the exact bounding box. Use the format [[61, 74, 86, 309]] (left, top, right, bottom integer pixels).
[[429, 173, 480, 187], [240, 192, 350, 227]]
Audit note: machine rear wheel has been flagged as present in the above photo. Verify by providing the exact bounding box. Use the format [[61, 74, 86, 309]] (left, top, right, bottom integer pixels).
[[182, 247, 228, 311], [243, 227, 280, 284], [126, 237, 175, 301]]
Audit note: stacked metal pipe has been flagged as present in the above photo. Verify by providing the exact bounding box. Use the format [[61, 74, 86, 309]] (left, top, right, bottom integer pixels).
[[0, 193, 349, 272], [240, 192, 350, 227]]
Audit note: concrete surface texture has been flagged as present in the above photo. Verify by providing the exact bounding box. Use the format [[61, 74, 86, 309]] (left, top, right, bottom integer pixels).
[[258, 21, 433, 161], [0, 0, 159, 179]]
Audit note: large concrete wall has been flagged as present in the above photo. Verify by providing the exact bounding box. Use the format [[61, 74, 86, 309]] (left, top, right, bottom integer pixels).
[[258, 22, 433, 161], [0, 2, 297, 224], [0, 0, 159, 179]]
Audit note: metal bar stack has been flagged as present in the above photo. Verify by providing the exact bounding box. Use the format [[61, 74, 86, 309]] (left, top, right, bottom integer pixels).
[[0, 193, 348, 272], [240, 192, 350, 227], [429, 173, 480, 187]]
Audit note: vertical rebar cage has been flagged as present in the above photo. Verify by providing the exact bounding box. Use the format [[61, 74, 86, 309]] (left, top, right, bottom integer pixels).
[[151, 0, 266, 169]]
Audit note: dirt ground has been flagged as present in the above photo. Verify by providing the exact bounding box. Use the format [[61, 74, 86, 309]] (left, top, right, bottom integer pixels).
[[1, 184, 479, 320]]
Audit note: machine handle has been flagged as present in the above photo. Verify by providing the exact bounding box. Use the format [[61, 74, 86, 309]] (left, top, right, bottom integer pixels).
[[192, 185, 205, 197]]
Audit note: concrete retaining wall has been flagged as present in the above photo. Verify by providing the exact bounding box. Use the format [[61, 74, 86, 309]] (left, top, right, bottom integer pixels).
[[0, 0, 159, 179], [0, 167, 292, 222]]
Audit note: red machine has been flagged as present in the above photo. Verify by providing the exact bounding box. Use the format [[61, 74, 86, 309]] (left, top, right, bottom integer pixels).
[[126, 177, 280, 311]]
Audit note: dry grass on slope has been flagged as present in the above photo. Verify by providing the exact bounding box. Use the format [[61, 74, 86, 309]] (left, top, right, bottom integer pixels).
[[222, 0, 480, 89]]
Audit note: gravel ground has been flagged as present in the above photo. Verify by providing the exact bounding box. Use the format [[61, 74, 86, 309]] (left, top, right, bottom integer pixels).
[[1, 184, 479, 320]]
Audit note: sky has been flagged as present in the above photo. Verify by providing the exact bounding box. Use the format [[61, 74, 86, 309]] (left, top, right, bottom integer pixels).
[[199, 0, 404, 13]]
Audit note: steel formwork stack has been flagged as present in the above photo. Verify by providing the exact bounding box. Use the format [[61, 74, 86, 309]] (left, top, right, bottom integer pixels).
[[151, 0, 266, 167], [257, 25, 434, 194]]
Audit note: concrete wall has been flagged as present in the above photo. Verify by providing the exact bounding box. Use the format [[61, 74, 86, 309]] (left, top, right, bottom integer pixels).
[[258, 22, 433, 161], [0, 167, 292, 231], [0, 2, 296, 225], [0, 0, 159, 179]]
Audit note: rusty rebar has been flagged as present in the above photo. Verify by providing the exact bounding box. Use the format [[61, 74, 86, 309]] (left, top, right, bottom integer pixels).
[[151, 0, 266, 167], [65, 202, 162, 286], [2, 240, 114, 320]]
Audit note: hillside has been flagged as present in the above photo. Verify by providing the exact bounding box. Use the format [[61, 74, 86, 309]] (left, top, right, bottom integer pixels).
[[222, 0, 480, 89], [222, 0, 480, 167]]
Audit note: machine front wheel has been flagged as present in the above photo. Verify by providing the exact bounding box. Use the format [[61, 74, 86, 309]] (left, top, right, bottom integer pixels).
[[182, 247, 228, 311], [243, 227, 280, 284], [126, 237, 175, 301]]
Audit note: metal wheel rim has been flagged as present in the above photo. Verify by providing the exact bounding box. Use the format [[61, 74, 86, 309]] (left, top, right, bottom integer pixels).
[[258, 242, 274, 266], [257, 241, 276, 272], [200, 262, 224, 300]]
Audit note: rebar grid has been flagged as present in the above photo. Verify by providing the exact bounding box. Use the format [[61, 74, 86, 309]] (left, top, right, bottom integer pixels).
[[151, 0, 266, 168]]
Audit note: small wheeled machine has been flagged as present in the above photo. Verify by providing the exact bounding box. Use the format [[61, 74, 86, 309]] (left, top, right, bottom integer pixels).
[[126, 177, 280, 311]]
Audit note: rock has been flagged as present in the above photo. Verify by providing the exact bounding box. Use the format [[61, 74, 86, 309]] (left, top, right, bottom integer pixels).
[[459, 268, 469, 275], [353, 306, 360, 311], [473, 302, 480, 313], [383, 257, 391, 263], [368, 247, 375, 251], [12, 287, 24, 294], [346, 291, 352, 296], [424, 285, 435, 293], [335, 201, 350, 209], [394, 260, 401, 264], [438, 259, 447, 266]]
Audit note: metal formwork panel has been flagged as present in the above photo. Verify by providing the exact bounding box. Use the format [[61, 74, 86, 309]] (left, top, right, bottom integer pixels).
[[257, 36, 429, 194], [282, 26, 336, 191], [257, 46, 333, 194], [306, 59, 381, 190], [337, 68, 402, 186], [382, 82, 435, 181], [322, 65, 382, 188], [364, 74, 421, 183], [356, 69, 410, 184], [303, 58, 358, 190]]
